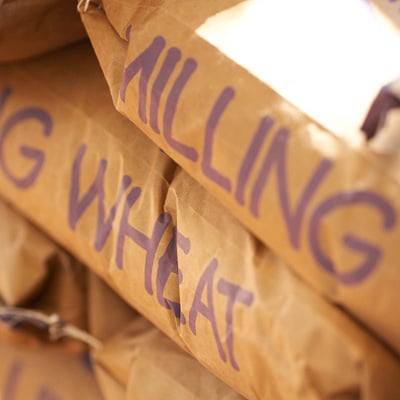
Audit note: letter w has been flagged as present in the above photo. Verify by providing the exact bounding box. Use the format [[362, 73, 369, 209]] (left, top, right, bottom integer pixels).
[[68, 144, 132, 251]]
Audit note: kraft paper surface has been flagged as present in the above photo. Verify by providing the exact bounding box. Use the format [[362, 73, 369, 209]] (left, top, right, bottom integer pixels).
[[0, 199, 87, 329], [81, 2, 400, 358], [87, 271, 138, 341], [1, 42, 400, 399], [0, 328, 103, 399], [94, 315, 245, 399], [0, 0, 86, 62]]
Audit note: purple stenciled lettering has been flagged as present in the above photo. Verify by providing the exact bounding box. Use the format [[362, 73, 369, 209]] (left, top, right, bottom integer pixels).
[[163, 58, 198, 161], [0, 105, 52, 189], [217, 279, 254, 371], [150, 47, 182, 133], [116, 190, 171, 294], [177, 230, 190, 251], [201, 87, 234, 192], [120, 36, 166, 123], [126, 206, 171, 294], [80, 352, 93, 372], [189, 259, 227, 363], [4, 361, 22, 400], [125, 25, 132, 41], [250, 127, 333, 248], [68, 144, 132, 251], [36, 388, 60, 400], [0, 86, 11, 114], [156, 227, 190, 323], [177, 230, 190, 323], [235, 116, 275, 205], [309, 191, 396, 284], [156, 227, 181, 315]]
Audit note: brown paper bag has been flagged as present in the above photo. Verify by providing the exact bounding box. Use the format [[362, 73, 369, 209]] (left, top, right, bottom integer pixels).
[[0, 0, 87, 62], [1, 42, 400, 399], [0, 328, 103, 399], [28, 250, 88, 331], [80, 2, 400, 359], [86, 273, 135, 400], [0, 200, 52, 306], [87, 270, 138, 342], [0, 192, 106, 397], [93, 364, 126, 400], [0, 199, 87, 330], [94, 315, 245, 400]]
